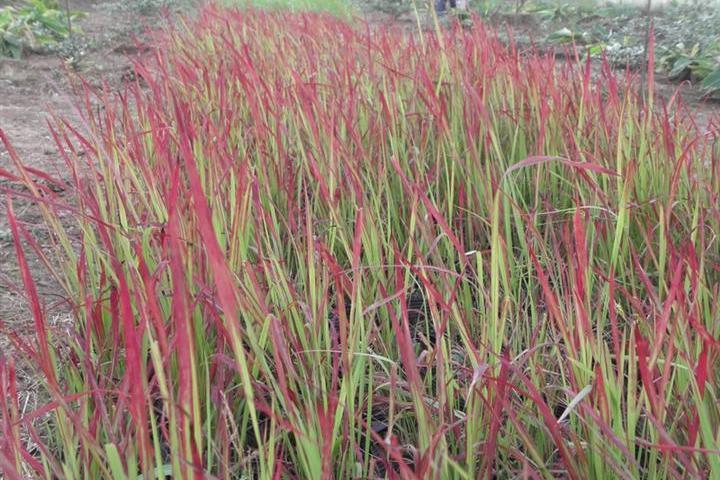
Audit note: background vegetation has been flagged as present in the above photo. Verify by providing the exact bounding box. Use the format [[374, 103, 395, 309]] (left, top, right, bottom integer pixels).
[[0, 0, 84, 58]]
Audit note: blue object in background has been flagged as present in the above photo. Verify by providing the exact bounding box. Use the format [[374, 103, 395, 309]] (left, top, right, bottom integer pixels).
[[434, 0, 457, 14]]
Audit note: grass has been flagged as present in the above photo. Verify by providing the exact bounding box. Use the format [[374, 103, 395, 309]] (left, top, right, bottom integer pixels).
[[1, 4, 720, 478], [228, 0, 356, 18]]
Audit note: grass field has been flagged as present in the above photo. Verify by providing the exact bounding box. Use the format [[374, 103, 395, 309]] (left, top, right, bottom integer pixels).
[[1, 3, 719, 479], [230, 0, 355, 18]]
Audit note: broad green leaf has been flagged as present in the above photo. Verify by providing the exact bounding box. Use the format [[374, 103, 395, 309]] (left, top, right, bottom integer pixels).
[[669, 57, 693, 79], [702, 68, 720, 91]]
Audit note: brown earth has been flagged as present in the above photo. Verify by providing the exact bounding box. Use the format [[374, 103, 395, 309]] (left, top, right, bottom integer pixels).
[[0, 0, 179, 409]]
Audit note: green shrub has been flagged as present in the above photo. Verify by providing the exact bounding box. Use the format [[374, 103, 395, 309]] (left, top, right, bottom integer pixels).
[[0, 0, 84, 58]]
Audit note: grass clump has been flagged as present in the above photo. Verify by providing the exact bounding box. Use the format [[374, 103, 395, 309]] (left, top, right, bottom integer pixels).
[[1, 5, 720, 479]]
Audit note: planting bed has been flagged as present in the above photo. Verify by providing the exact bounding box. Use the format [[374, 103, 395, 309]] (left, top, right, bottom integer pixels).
[[2, 3, 720, 479]]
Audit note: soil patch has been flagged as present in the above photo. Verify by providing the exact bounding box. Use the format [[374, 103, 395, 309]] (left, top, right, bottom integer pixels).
[[0, 0, 184, 400]]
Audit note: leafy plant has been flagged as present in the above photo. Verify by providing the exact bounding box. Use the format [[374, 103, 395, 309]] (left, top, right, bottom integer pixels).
[[0, 0, 84, 58], [702, 67, 720, 93], [659, 42, 720, 82]]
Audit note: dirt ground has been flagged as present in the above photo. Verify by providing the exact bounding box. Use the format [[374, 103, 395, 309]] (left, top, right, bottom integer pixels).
[[1, 0, 719, 399], [0, 0, 175, 401]]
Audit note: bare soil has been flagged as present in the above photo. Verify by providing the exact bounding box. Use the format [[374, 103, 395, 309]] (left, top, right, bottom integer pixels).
[[0, 0, 172, 399]]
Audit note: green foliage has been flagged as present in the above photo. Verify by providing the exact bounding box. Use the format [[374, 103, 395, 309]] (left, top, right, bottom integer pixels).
[[0, 0, 84, 58], [659, 42, 720, 81], [227, 0, 356, 18], [702, 67, 720, 92]]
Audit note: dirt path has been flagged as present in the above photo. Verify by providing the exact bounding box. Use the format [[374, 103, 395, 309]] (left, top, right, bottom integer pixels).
[[0, 0, 179, 402]]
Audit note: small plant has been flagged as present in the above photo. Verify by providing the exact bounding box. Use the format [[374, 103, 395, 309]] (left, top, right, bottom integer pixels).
[[0, 0, 84, 58], [658, 40, 720, 96], [659, 42, 720, 82], [702, 67, 720, 94]]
